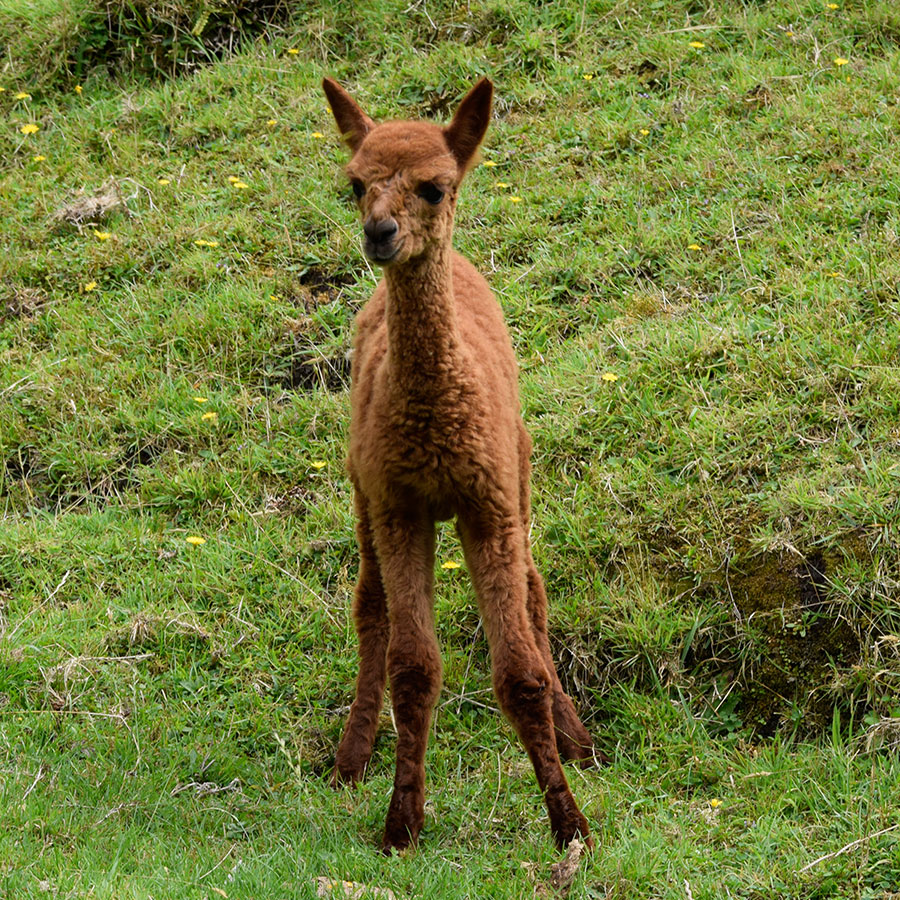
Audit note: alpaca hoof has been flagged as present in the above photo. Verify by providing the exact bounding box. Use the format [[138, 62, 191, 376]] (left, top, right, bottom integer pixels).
[[382, 787, 423, 854], [331, 757, 368, 788]]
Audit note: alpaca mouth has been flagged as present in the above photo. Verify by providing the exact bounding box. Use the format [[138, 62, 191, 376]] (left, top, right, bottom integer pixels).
[[364, 239, 403, 264]]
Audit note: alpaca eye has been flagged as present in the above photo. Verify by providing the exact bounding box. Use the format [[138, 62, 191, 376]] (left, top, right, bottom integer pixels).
[[418, 182, 444, 205], [351, 180, 365, 200]]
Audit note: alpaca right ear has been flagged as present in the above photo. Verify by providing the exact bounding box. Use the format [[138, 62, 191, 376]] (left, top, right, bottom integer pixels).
[[323, 78, 375, 153]]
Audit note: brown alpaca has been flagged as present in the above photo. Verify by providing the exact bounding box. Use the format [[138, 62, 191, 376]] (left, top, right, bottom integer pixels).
[[323, 76, 594, 853]]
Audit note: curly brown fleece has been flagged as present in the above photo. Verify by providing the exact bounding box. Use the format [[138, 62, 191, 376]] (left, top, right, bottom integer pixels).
[[323, 76, 594, 854]]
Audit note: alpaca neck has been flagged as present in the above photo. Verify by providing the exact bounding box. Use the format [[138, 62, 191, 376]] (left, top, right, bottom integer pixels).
[[383, 242, 461, 396]]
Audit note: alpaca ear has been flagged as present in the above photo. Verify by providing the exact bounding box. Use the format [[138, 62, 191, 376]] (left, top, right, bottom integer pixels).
[[444, 77, 493, 173], [323, 78, 375, 153]]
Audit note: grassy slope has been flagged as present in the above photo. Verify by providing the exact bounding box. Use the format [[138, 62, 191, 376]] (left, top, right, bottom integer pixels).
[[1, 0, 899, 897]]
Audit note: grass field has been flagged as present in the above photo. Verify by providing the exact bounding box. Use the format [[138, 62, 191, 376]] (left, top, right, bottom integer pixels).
[[2, 0, 900, 897]]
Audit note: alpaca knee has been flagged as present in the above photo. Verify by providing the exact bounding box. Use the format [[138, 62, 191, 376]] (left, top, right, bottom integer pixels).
[[388, 645, 442, 714], [494, 666, 551, 720]]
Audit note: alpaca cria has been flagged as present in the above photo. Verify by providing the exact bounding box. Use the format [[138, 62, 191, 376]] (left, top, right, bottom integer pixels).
[[323, 76, 594, 853]]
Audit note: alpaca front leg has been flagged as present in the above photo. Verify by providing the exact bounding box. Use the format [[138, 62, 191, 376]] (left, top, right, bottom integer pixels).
[[459, 515, 590, 849], [372, 508, 441, 853], [334, 494, 389, 785]]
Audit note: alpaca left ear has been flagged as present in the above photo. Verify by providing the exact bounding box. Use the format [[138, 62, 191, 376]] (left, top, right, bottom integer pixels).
[[444, 78, 493, 174]]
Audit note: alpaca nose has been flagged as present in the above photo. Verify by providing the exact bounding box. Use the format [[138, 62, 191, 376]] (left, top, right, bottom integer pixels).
[[363, 217, 398, 244]]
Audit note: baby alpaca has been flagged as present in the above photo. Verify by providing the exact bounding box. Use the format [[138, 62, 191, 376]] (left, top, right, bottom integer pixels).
[[323, 76, 594, 853]]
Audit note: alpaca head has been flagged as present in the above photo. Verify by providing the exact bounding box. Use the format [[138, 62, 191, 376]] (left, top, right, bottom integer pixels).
[[323, 77, 493, 266]]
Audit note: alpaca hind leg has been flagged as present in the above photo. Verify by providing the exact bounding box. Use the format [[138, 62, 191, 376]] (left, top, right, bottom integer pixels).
[[524, 562, 597, 766], [516, 425, 596, 765], [372, 507, 441, 853], [459, 513, 590, 849], [334, 492, 389, 786]]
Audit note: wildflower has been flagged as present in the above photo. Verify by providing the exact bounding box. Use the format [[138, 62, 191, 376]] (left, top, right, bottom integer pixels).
[[310, 460, 327, 469], [193, 239, 219, 247], [601, 372, 619, 382], [201, 411, 218, 422], [495, 182, 510, 189], [482, 160, 497, 167], [709, 798, 722, 809], [14, 91, 31, 100], [441, 560, 461, 570], [640, 129, 650, 136], [232, 180, 249, 189], [193, 396, 208, 403], [834, 57, 848, 66], [826, 3, 838, 8], [157, 178, 170, 185], [311, 131, 324, 138], [83, 281, 98, 292], [266, 119, 277, 126], [688, 243, 702, 250], [826, 271, 841, 277], [786, 30, 795, 37], [287, 48, 299, 55], [20, 123, 39, 135], [583, 74, 594, 81], [227, 176, 241, 183], [0, 87, 5, 93], [689, 41, 705, 49], [74, 85, 83, 95], [185, 536, 206, 546], [95, 231, 111, 240], [33, 155, 47, 162], [509, 196, 522, 203]]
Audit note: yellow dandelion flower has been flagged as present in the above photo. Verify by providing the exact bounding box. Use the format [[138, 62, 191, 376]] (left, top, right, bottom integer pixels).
[[826, 271, 841, 277], [601, 372, 619, 382], [495, 182, 510, 189], [83, 281, 98, 292], [74, 85, 83, 95], [834, 57, 848, 66], [95, 231, 111, 240], [269, 294, 281, 301], [267, 119, 277, 126], [482, 160, 497, 167], [33, 154, 47, 162], [310, 460, 327, 469], [826, 3, 838, 8], [157, 178, 170, 185], [287, 48, 299, 55], [509, 196, 522, 203], [20, 123, 39, 135], [185, 536, 206, 545], [689, 41, 705, 49], [227, 175, 241, 183], [201, 411, 218, 422], [786, 30, 794, 37], [583, 74, 594, 81], [0, 87, 5, 93], [14, 91, 31, 100], [193, 396, 208, 403], [640, 128, 650, 136], [311, 131, 325, 138], [232, 181, 249, 189], [688, 243, 702, 250], [441, 560, 461, 570], [709, 798, 722, 808]]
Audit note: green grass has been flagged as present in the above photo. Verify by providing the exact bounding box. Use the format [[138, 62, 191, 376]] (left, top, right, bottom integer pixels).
[[2, 0, 900, 896]]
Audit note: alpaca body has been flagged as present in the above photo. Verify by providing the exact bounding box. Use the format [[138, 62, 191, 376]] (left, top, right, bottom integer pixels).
[[350, 252, 519, 521], [323, 76, 594, 854]]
